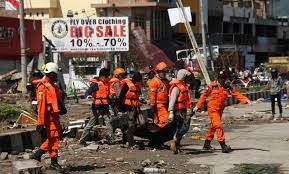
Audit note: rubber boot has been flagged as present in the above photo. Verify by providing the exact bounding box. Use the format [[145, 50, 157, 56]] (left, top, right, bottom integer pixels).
[[32, 149, 45, 162], [219, 141, 232, 153], [203, 140, 213, 151], [50, 157, 63, 171], [79, 140, 87, 146]]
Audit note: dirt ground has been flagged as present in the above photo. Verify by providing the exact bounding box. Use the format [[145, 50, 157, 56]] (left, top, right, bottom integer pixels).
[[1, 99, 288, 174]]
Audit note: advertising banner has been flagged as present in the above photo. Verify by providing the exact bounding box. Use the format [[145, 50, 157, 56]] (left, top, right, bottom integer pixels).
[[49, 17, 129, 52]]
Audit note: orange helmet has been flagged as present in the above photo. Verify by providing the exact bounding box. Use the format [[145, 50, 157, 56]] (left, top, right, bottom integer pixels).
[[113, 68, 126, 77], [155, 62, 169, 71]]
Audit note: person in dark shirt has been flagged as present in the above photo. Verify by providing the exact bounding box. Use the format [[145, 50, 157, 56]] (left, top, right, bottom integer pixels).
[[79, 68, 112, 145], [118, 72, 142, 147], [189, 74, 201, 98]]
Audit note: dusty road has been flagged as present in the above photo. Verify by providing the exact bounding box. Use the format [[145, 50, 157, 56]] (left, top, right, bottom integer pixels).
[[1, 100, 289, 174]]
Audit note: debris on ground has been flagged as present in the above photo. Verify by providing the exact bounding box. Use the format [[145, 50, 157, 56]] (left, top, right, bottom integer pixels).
[[15, 113, 37, 126], [141, 159, 152, 167], [0, 152, 8, 160], [227, 163, 280, 174], [12, 159, 43, 174], [143, 167, 166, 173]]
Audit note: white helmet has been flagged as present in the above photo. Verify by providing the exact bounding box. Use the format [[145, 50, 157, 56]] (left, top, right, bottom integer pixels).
[[43, 62, 59, 74], [177, 69, 191, 81]]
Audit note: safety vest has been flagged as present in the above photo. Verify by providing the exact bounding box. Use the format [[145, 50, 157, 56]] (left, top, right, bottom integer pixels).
[[37, 80, 60, 111], [123, 78, 141, 107], [149, 77, 169, 105], [90, 79, 109, 105], [169, 80, 191, 110], [109, 77, 123, 96]]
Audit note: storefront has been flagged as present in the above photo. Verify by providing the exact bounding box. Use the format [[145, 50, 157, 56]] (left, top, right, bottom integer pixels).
[[0, 17, 42, 74]]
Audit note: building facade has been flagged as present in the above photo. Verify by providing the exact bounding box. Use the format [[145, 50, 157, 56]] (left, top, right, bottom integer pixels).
[[174, 0, 289, 69]]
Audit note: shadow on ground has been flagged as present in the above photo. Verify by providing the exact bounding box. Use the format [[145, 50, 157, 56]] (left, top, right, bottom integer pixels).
[[66, 164, 105, 172], [227, 163, 281, 174]]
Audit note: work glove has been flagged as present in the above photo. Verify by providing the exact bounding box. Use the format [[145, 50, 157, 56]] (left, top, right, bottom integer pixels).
[[193, 106, 199, 113], [36, 125, 47, 140], [168, 111, 174, 122], [187, 108, 193, 116], [86, 95, 92, 100], [246, 100, 252, 105]]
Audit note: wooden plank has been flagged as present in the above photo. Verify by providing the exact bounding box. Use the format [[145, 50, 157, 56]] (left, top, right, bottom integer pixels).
[[176, 0, 211, 85]]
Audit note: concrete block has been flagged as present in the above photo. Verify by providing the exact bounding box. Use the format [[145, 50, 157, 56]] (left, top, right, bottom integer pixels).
[[21, 131, 33, 150], [0, 134, 11, 152], [0, 152, 8, 160], [12, 159, 43, 174], [10, 132, 24, 153], [0, 130, 41, 153], [30, 131, 42, 148], [91, 125, 108, 140]]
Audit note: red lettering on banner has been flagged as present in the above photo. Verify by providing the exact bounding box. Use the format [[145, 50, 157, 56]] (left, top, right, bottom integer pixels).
[[120, 25, 126, 37], [70, 26, 77, 37], [104, 26, 112, 37], [113, 25, 119, 37], [85, 26, 92, 37], [96, 26, 103, 37], [78, 26, 83, 37]]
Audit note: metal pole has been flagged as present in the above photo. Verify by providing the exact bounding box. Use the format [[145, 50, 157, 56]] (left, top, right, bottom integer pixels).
[[176, 0, 211, 84], [19, 0, 27, 94], [199, 0, 208, 66]]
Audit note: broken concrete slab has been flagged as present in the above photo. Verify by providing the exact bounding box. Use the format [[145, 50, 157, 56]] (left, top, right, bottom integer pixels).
[[0, 152, 8, 160], [0, 129, 41, 153], [10, 133, 24, 153], [12, 159, 43, 174], [81, 144, 100, 151], [91, 125, 108, 140], [0, 70, 17, 81]]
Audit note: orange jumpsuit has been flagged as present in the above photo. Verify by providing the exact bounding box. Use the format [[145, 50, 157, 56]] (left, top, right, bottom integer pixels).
[[36, 79, 62, 158], [196, 82, 248, 142], [149, 77, 170, 128]]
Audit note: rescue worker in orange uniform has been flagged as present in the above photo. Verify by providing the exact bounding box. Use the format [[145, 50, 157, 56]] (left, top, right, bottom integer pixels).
[[118, 72, 142, 147], [149, 62, 170, 128], [146, 62, 177, 148], [32, 62, 66, 171], [109, 68, 126, 114], [168, 69, 193, 153], [79, 68, 113, 145], [30, 71, 44, 113], [194, 71, 251, 153], [109, 68, 127, 141]]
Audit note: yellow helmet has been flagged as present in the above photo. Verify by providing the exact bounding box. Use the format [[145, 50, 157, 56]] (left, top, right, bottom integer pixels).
[[155, 62, 169, 71], [113, 68, 126, 77]]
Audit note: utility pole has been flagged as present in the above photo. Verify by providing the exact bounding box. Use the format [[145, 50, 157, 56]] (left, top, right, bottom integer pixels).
[[199, 0, 207, 67], [19, 0, 27, 94], [112, 4, 117, 70], [176, 0, 211, 84]]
